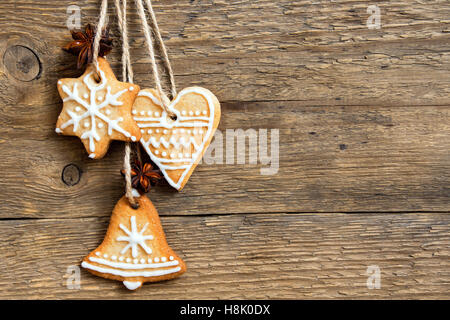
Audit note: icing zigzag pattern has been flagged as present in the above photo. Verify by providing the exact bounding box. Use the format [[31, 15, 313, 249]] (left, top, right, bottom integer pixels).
[[147, 136, 200, 152], [132, 87, 218, 190]]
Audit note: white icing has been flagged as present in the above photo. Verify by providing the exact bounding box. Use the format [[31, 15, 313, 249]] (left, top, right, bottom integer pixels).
[[58, 63, 135, 152], [123, 281, 141, 290], [135, 88, 216, 189], [145, 136, 200, 152], [82, 261, 181, 278], [137, 122, 209, 128], [131, 188, 140, 198], [116, 216, 153, 258], [169, 256, 174, 261], [88, 257, 179, 269], [149, 156, 193, 164], [55, 128, 62, 133], [153, 163, 190, 170]]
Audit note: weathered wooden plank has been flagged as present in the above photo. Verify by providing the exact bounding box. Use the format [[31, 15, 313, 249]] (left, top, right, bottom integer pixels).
[[0, 0, 448, 301], [0, 1, 448, 218], [0, 103, 448, 218], [0, 0, 449, 105], [0, 212, 449, 299]]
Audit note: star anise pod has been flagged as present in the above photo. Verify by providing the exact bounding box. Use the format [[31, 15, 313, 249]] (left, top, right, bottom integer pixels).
[[63, 24, 113, 69], [121, 160, 162, 193]]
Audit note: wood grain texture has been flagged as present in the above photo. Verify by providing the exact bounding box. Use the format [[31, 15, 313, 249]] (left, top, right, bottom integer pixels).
[[0, 103, 449, 218], [0, 0, 449, 299], [0, 213, 449, 299], [0, 0, 449, 105]]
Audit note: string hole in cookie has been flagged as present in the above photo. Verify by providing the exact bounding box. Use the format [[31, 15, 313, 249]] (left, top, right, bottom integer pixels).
[[93, 71, 101, 84], [131, 202, 140, 210], [169, 114, 177, 121]]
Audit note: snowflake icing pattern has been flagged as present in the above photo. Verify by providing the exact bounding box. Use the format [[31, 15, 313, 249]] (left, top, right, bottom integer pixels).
[[117, 216, 154, 258], [56, 58, 140, 159]]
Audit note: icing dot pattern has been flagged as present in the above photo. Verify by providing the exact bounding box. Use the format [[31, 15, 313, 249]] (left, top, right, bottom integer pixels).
[[131, 87, 217, 190], [56, 60, 140, 159], [89, 254, 175, 265]]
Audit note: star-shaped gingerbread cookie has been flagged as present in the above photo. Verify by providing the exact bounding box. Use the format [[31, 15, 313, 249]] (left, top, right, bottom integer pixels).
[[56, 57, 141, 159]]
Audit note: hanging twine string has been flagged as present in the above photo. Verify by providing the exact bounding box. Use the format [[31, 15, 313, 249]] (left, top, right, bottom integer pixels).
[[92, 0, 177, 206], [92, 0, 109, 66], [135, 0, 175, 118], [114, 0, 138, 208], [143, 0, 177, 98], [114, 0, 133, 83]]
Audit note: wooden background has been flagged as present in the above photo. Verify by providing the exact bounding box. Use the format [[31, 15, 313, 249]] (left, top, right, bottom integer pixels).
[[0, 0, 449, 299]]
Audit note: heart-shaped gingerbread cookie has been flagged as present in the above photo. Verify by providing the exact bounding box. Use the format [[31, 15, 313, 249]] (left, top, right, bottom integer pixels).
[[132, 87, 220, 190]]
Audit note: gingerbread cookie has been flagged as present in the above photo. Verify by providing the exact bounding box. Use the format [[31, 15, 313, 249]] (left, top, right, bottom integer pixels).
[[132, 87, 221, 190], [82, 190, 186, 290], [56, 57, 141, 159]]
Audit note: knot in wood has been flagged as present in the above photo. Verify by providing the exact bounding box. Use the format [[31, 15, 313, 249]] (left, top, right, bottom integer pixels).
[[3, 45, 41, 81], [62, 164, 82, 186]]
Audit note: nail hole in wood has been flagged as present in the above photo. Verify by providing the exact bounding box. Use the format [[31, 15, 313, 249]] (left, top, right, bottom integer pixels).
[[3, 45, 41, 82], [61, 164, 82, 186]]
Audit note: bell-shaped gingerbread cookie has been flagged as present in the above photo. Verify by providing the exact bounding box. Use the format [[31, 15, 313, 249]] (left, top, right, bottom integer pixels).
[[81, 190, 186, 290]]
